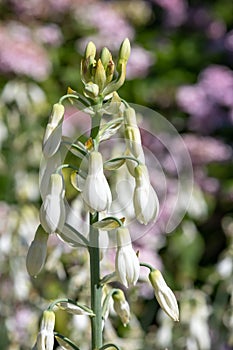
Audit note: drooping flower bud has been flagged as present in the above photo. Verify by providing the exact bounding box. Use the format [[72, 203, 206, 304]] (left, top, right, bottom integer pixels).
[[124, 107, 142, 158], [36, 310, 55, 350], [112, 289, 130, 327], [40, 173, 66, 233], [82, 151, 112, 213], [43, 103, 64, 158], [133, 164, 159, 225], [26, 225, 48, 277], [149, 269, 179, 322], [115, 227, 140, 288]]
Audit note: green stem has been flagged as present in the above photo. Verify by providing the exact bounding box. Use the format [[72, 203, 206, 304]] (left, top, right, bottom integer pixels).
[[59, 93, 90, 107], [47, 298, 94, 315], [64, 223, 89, 245], [91, 111, 102, 141], [100, 344, 121, 350], [89, 212, 103, 350], [140, 262, 154, 272]]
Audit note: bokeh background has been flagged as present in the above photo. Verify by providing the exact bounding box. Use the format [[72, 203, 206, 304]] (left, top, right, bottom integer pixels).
[[0, 0, 233, 349]]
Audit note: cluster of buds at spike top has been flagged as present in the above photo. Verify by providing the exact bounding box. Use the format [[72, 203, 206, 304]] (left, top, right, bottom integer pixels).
[[81, 38, 131, 100], [149, 269, 179, 322], [81, 151, 112, 213], [43, 103, 64, 158], [26, 225, 48, 277], [36, 310, 55, 350], [40, 173, 66, 234], [112, 289, 130, 327], [115, 226, 140, 288]]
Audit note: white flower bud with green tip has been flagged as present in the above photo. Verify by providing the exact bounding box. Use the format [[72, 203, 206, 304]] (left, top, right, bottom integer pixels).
[[115, 227, 140, 288], [36, 310, 55, 350], [112, 289, 130, 327], [40, 173, 66, 233], [94, 59, 107, 92], [84, 41, 96, 63], [26, 225, 48, 277], [124, 107, 142, 158], [43, 103, 64, 158], [117, 38, 131, 71], [82, 151, 112, 213], [149, 269, 179, 322], [133, 164, 159, 225]]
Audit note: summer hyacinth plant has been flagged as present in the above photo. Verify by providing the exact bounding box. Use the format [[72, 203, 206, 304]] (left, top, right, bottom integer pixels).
[[27, 38, 179, 350]]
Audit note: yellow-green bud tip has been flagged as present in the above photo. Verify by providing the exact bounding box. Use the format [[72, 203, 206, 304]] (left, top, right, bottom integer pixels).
[[119, 38, 131, 62]]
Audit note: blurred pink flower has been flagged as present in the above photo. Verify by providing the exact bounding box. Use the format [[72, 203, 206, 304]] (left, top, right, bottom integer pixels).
[[127, 46, 155, 79], [153, 0, 188, 27], [0, 22, 51, 80], [200, 65, 233, 107], [35, 24, 63, 46], [176, 85, 211, 117], [176, 65, 233, 132], [9, 0, 91, 18], [75, 2, 134, 51], [183, 134, 232, 165]]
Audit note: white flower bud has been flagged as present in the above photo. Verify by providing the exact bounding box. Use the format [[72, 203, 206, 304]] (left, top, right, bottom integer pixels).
[[26, 225, 48, 277], [40, 173, 66, 233], [133, 164, 159, 225], [43, 103, 64, 158], [115, 227, 140, 288], [124, 107, 142, 158], [149, 269, 179, 322], [36, 310, 55, 350], [112, 289, 130, 327], [82, 151, 112, 213]]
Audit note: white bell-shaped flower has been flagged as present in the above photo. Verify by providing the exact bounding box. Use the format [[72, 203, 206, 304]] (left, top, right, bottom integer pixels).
[[149, 269, 179, 322], [82, 151, 112, 213], [36, 310, 55, 350], [115, 227, 140, 288], [133, 164, 159, 225], [40, 173, 66, 233], [112, 289, 130, 327]]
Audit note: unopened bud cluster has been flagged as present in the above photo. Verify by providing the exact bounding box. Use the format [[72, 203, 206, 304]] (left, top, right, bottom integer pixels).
[[81, 38, 130, 100]]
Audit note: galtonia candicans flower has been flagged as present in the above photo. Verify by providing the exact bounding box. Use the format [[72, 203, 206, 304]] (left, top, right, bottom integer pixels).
[[133, 164, 159, 225], [40, 173, 66, 233], [112, 289, 130, 327], [115, 226, 140, 288], [149, 269, 179, 322], [26, 225, 48, 277], [82, 151, 112, 213], [36, 310, 55, 350]]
